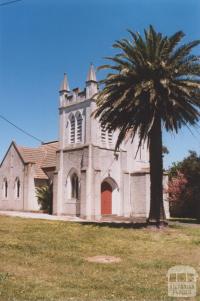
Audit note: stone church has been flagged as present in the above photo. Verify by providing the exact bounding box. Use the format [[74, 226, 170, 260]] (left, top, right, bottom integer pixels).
[[0, 65, 169, 220]]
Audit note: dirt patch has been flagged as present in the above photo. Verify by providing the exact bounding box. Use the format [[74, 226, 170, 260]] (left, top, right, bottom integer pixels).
[[86, 255, 121, 263]]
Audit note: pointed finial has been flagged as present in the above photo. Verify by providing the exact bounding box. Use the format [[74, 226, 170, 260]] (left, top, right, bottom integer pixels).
[[86, 63, 97, 82], [59, 73, 70, 92]]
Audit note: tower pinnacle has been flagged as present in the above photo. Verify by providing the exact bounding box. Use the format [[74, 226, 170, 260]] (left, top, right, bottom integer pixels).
[[59, 73, 70, 93], [86, 64, 97, 82]]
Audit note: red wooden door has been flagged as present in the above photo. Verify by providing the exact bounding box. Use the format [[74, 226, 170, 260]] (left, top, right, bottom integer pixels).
[[101, 182, 112, 215]]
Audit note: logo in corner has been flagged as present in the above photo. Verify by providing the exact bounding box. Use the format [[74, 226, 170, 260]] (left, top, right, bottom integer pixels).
[[167, 265, 198, 297]]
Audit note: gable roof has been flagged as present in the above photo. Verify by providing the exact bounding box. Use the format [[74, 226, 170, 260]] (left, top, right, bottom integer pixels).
[[0, 141, 25, 168], [16, 141, 59, 179]]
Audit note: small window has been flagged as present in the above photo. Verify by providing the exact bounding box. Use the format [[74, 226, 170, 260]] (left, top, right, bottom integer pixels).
[[71, 173, 79, 199], [3, 179, 8, 198], [15, 178, 20, 198]]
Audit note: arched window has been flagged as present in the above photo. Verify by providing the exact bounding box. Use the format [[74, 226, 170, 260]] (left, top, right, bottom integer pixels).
[[71, 173, 79, 199], [15, 178, 20, 198], [70, 114, 75, 143], [3, 178, 8, 199], [76, 112, 83, 143]]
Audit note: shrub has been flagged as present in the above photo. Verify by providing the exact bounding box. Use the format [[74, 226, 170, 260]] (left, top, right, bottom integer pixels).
[[36, 185, 52, 213]]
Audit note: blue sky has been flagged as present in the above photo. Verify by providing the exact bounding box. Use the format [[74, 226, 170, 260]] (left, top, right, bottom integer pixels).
[[0, 0, 200, 168]]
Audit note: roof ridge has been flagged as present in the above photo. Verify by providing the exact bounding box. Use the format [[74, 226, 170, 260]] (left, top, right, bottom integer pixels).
[[42, 140, 58, 145]]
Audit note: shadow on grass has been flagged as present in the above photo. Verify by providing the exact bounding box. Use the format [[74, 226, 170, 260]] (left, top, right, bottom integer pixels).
[[78, 221, 148, 229], [169, 217, 200, 225]]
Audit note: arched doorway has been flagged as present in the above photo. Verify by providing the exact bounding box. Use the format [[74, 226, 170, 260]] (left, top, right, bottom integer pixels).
[[101, 181, 112, 215]]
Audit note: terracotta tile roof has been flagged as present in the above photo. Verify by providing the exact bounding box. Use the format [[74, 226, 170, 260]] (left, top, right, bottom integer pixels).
[[41, 141, 58, 169], [16, 141, 59, 179]]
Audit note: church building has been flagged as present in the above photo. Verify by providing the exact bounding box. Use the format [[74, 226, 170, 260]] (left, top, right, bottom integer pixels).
[[0, 65, 169, 220]]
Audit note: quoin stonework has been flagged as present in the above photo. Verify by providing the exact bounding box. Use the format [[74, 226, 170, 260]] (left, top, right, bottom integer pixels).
[[0, 65, 170, 220]]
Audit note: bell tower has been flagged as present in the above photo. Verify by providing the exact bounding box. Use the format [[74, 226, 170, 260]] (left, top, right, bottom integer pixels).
[[58, 65, 99, 148], [55, 65, 100, 217]]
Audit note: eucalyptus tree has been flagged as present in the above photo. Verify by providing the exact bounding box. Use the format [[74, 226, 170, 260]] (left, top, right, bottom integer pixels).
[[94, 26, 200, 226]]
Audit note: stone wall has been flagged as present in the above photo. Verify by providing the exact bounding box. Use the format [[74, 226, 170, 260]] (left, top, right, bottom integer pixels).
[[0, 144, 41, 211], [0, 144, 25, 210]]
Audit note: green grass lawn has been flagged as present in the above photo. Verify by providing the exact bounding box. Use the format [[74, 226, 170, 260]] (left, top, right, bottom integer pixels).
[[0, 216, 200, 301]]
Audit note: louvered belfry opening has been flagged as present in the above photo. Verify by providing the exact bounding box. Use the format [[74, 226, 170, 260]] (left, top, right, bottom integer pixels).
[[70, 115, 75, 144], [76, 113, 83, 143], [101, 126, 106, 144]]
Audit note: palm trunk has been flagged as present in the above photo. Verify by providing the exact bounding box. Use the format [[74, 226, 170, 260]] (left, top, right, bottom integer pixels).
[[147, 117, 167, 227]]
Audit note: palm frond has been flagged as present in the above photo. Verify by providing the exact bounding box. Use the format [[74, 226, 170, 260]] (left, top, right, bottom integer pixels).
[[94, 26, 200, 151]]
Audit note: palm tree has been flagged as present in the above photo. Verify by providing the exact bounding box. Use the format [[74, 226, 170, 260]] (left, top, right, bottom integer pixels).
[[94, 26, 200, 227]]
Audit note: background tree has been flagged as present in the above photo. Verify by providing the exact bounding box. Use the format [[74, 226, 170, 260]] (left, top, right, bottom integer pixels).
[[162, 146, 169, 156], [94, 26, 200, 226], [168, 171, 188, 216], [168, 151, 200, 219]]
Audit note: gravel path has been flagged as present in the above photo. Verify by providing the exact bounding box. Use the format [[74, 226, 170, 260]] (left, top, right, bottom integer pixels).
[[0, 210, 86, 222]]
